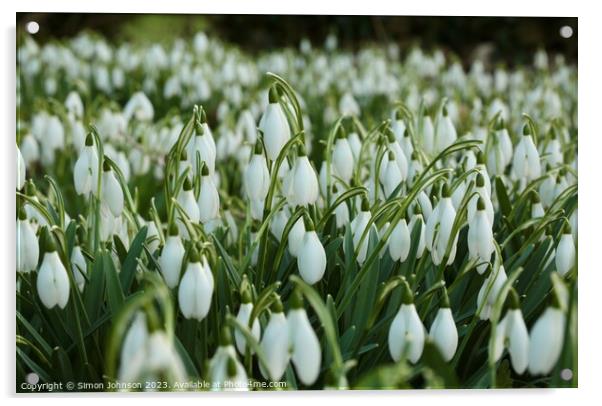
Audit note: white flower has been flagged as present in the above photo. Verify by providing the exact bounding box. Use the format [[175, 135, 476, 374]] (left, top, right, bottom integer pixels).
[[177, 179, 200, 235], [389, 218, 411, 262], [290, 150, 319, 207], [65, 91, 84, 118], [388, 285, 425, 363], [492, 293, 529, 374], [209, 331, 248, 391], [244, 143, 270, 203], [234, 296, 261, 355], [332, 132, 354, 183], [70, 246, 87, 292], [513, 132, 541, 181], [17, 145, 26, 190], [259, 88, 291, 161], [544, 137, 563, 167], [178, 252, 214, 321], [420, 113, 435, 156], [555, 225, 576, 276], [188, 118, 217, 175], [349, 200, 372, 264], [73, 134, 99, 196], [385, 131, 409, 181], [288, 294, 321, 386], [297, 225, 326, 284], [16, 208, 38, 273], [380, 151, 403, 197], [198, 166, 220, 224], [260, 302, 290, 381], [36, 229, 70, 309], [425, 185, 458, 266], [158, 226, 185, 289], [20, 134, 39, 167], [477, 265, 508, 320], [467, 174, 494, 226], [339, 92, 360, 116], [467, 197, 495, 274], [528, 306, 566, 375], [101, 163, 124, 217], [429, 304, 458, 362], [435, 106, 457, 153], [332, 186, 349, 228], [119, 312, 149, 380], [123, 91, 154, 122], [271, 207, 290, 242], [288, 214, 306, 258]]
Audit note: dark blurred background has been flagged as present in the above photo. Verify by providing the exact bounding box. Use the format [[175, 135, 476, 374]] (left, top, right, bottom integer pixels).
[[16, 14, 577, 66]]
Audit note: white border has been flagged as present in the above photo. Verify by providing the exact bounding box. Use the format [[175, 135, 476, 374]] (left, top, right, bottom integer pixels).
[[2, 1, 598, 405]]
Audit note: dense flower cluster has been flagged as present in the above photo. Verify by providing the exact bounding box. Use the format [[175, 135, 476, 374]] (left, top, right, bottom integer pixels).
[[16, 31, 577, 390]]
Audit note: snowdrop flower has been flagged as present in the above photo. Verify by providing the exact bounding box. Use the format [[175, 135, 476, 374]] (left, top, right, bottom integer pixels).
[[209, 328, 248, 391], [332, 185, 350, 228], [158, 224, 185, 289], [20, 134, 39, 167], [348, 132, 362, 161], [420, 111, 435, 156], [198, 164, 220, 224], [467, 174, 494, 226], [473, 151, 492, 197], [530, 192, 545, 218], [555, 223, 576, 277], [513, 125, 541, 182], [435, 105, 457, 153], [544, 128, 563, 167], [297, 217, 326, 284], [389, 214, 411, 262], [528, 298, 566, 375], [409, 205, 426, 258], [73, 133, 99, 196], [288, 291, 321, 386], [468, 197, 495, 274], [270, 207, 290, 242], [123, 91, 154, 122], [407, 152, 423, 185], [491, 289, 529, 374], [119, 312, 149, 380], [65, 91, 84, 118], [120, 329, 187, 387], [244, 143, 270, 219], [17, 145, 26, 190], [260, 298, 290, 381], [380, 151, 403, 198], [188, 118, 216, 175], [349, 198, 373, 264], [40, 115, 65, 165], [101, 160, 124, 217], [339, 92, 360, 116], [178, 248, 214, 321], [259, 87, 291, 161], [129, 142, 150, 176], [234, 288, 261, 354], [429, 290, 458, 362], [425, 184, 458, 266], [332, 128, 354, 183], [16, 206, 38, 273], [388, 281, 425, 363], [288, 211, 306, 258], [177, 178, 200, 236], [477, 264, 508, 320], [36, 228, 70, 309], [385, 130, 408, 181], [289, 146, 319, 207]]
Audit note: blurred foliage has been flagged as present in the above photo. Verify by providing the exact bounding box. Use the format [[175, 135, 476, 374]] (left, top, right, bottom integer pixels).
[[17, 14, 577, 66]]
